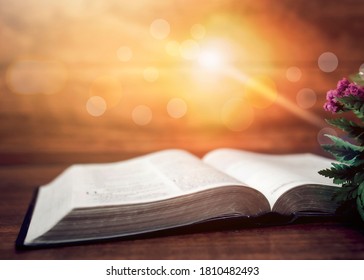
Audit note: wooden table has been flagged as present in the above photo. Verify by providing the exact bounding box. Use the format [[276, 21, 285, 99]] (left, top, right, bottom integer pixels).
[[1, 0, 364, 260]]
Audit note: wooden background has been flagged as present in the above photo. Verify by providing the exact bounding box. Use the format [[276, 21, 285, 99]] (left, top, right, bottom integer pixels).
[[1, 0, 364, 259]]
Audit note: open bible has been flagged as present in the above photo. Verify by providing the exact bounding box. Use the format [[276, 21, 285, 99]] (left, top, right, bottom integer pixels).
[[17, 148, 338, 247]]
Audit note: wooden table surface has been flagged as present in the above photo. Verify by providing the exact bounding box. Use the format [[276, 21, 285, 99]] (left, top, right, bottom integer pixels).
[[1, 0, 364, 260]]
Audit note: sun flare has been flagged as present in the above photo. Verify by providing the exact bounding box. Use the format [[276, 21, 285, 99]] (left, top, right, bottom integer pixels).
[[198, 49, 224, 70]]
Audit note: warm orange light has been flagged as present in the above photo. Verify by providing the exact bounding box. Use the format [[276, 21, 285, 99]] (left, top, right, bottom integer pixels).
[[0, 2, 335, 132], [167, 98, 188, 119], [286, 66, 302, 82], [86, 96, 107, 117], [225, 67, 326, 127], [198, 49, 224, 70], [6, 59, 67, 95], [243, 75, 278, 109], [143, 67, 159, 82], [117, 46, 133, 62], [132, 105, 153, 126], [221, 98, 254, 131], [296, 88, 317, 109], [89, 76, 122, 109], [165, 41, 180, 57], [180, 39, 200, 60], [190, 24, 206, 40], [318, 52, 339, 73], [150, 19, 171, 40]]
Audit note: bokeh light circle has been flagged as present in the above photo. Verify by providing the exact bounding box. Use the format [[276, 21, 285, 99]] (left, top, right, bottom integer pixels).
[[317, 127, 338, 145], [132, 105, 153, 126], [167, 98, 187, 118], [86, 96, 107, 117], [318, 52, 339, 72], [296, 88, 317, 109], [150, 19, 170, 40], [286, 66, 302, 82], [359, 63, 364, 80]]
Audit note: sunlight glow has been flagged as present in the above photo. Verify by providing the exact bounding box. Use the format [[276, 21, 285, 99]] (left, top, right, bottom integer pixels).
[[198, 49, 224, 70], [191, 24, 206, 40], [180, 40, 200, 60], [165, 41, 180, 57], [244, 75, 278, 109], [1, 3, 337, 131]]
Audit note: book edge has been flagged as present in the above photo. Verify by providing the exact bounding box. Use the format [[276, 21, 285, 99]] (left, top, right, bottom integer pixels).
[[15, 187, 39, 250], [14, 186, 337, 250], [14, 211, 296, 250]]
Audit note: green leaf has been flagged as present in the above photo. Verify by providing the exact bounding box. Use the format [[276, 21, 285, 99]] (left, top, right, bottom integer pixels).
[[326, 118, 364, 145], [356, 181, 364, 221], [353, 172, 364, 188], [358, 180, 364, 195], [334, 183, 358, 202], [338, 96, 364, 121], [318, 163, 358, 184], [322, 135, 364, 165]]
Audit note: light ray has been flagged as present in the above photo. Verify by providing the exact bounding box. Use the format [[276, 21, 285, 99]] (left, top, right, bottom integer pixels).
[[224, 67, 326, 128]]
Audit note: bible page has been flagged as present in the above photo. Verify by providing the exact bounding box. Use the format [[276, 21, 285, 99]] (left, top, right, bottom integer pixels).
[[72, 149, 244, 207], [203, 148, 336, 208], [25, 166, 79, 244]]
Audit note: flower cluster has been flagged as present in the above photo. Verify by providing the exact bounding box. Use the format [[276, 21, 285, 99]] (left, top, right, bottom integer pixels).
[[324, 78, 364, 113]]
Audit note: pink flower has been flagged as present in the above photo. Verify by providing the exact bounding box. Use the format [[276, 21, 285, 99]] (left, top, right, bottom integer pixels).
[[336, 77, 350, 93], [323, 78, 364, 113]]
